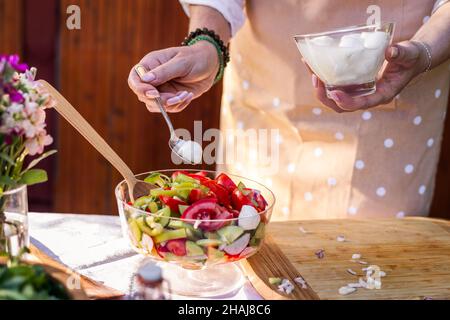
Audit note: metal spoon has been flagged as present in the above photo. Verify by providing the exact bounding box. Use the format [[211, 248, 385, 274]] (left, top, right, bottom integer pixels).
[[134, 65, 202, 165]]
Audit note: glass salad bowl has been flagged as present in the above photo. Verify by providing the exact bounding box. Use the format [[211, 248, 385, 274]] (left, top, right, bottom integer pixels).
[[294, 22, 395, 97], [115, 170, 275, 297]]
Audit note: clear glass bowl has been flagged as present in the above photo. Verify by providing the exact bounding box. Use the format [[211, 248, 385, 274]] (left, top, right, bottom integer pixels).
[[115, 170, 275, 297], [294, 22, 395, 97]]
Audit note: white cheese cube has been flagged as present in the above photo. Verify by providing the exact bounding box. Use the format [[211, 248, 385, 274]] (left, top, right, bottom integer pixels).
[[310, 35, 335, 46], [238, 205, 261, 230], [362, 31, 388, 49]]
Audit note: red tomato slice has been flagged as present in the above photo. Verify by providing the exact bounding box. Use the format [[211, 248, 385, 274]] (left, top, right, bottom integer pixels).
[[216, 173, 237, 192], [253, 191, 268, 211], [224, 253, 242, 262], [171, 171, 210, 182], [195, 171, 209, 177], [159, 196, 187, 215], [171, 171, 190, 180], [230, 209, 240, 218], [155, 244, 169, 258], [231, 188, 268, 212], [186, 173, 210, 182], [181, 198, 232, 231], [201, 180, 231, 207], [166, 239, 187, 256], [231, 188, 253, 211], [188, 188, 212, 204]]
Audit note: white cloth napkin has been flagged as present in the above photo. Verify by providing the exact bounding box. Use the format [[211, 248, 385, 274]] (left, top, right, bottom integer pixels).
[[28, 212, 261, 300]]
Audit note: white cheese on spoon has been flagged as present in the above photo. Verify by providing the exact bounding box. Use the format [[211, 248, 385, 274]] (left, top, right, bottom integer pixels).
[[176, 140, 203, 164]]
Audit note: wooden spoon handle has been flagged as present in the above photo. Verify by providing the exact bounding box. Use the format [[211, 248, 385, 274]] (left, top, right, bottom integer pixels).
[[38, 80, 136, 185]]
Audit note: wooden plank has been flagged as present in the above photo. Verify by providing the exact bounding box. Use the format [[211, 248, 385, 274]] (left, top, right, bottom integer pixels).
[[241, 234, 319, 300], [55, 0, 222, 215], [22, 0, 59, 212], [0, 0, 24, 54], [245, 218, 450, 300]]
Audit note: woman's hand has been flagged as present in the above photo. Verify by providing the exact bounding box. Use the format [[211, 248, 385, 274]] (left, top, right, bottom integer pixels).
[[128, 41, 219, 113], [309, 41, 428, 113]]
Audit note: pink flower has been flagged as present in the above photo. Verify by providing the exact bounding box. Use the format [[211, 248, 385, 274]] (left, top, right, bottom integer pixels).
[[22, 119, 46, 138], [0, 59, 5, 74], [25, 130, 53, 156], [30, 107, 46, 125], [1, 55, 54, 157], [34, 83, 56, 109]]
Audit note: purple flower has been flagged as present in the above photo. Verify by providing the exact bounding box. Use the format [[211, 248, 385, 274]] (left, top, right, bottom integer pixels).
[[8, 54, 28, 73], [4, 54, 29, 73], [315, 249, 325, 259], [9, 89, 24, 103]]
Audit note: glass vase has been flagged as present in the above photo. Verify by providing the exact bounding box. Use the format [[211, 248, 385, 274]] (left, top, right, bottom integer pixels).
[[0, 185, 29, 257]]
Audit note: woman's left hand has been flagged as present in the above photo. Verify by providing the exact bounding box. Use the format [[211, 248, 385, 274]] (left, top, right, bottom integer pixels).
[[310, 41, 428, 113]]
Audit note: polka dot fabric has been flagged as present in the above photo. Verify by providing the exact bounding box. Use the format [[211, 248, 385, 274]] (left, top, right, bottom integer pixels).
[[217, 0, 449, 221]]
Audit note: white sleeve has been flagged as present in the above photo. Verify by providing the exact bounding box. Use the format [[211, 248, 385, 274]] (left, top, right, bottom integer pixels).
[[179, 0, 246, 37], [432, 0, 449, 15]]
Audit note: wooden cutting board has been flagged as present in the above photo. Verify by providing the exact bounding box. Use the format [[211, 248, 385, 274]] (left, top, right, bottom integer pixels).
[[29, 245, 124, 300], [241, 217, 450, 300]]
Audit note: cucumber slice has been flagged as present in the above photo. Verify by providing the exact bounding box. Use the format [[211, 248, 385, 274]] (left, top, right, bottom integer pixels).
[[128, 219, 142, 244], [133, 196, 153, 209], [196, 239, 224, 247], [144, 173, 168, 188], [172, 182, 199, 189], [237, 182, 251, 195], [186, 241, 205, 256], [186, 228, 203, 241], [176, 188, 191, 200], [163, 253, 207, 262], [204, 232, 219, 240], [148, 202, 159, 213], [167, 220, 202, 240], [136, 216, 152, 234], [168, 220, 195, 230], [249, 235, 261, 247], [155, 207, 171, 227], [163, 252, 182, 262], [174, 173, 198, 184], [217, 226, 245, 244], [168, 220, 186, 229], [254, 223, 265, 239], [150, 189, 178, 197], [179, 205, 189, 215], [207, 247, 225, 261], [154, 228, 187, 244], [137, 216, 163, 237]]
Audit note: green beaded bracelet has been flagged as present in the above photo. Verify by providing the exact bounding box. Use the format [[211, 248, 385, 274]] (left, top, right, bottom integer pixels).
[[187, 35, 225, 85]]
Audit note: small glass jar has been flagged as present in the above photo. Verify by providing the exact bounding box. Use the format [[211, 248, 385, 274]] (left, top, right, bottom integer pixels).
[[0, 185, 29, 257], [133, 260, 171, 300]]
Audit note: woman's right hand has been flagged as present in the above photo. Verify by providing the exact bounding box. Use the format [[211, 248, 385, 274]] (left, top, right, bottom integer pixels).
[[128, 40, 219, 113]]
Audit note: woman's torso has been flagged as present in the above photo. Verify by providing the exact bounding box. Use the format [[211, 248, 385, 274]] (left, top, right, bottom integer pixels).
[[219, 0, 450, 220]]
